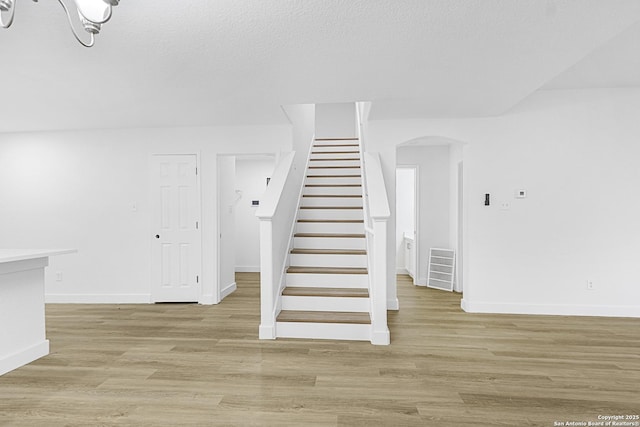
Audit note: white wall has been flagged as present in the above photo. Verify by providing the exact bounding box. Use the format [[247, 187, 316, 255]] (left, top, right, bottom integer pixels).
[[357, 101, 398, 309], [397, 145, 451, 285], [365, 88, 640, 317], [217, 155, 237, 299], [235, 156, 276, 272], [315, 103, 357, 139], [283, 104, 316, 155], [0, 125, 291, 303]]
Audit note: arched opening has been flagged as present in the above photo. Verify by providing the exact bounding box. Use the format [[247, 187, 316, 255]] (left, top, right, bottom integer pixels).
[[395, 136, 467, 293]]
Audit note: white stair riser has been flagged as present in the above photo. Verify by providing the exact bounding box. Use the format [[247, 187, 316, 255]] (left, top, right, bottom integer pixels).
[[298, 208, 363, 220], [294, 236, 366, 250], [286, 273, 368, 288], [311, 153, 360, 160], [314, 141, 358, 145], [304, 186, 361, 196], [290, 253, 367, 268], [276, 322, 371, 341], [307, 167, 361, 176], [281, 296, 370, 312], [305, 177, 361, 185], [308, 160, 360, 168], [312, 145, 359, 153], [296, 221, 364, 234], [301, 197, 362, 207]]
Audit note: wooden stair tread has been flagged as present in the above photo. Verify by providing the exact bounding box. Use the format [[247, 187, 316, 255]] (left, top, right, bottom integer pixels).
[[294, 233, 365, 238], [287, 266, 368, 274], [277, 310, 370, 324], [291, 249, 366, 255], [297, 219, 363, 223], [282, 287, 369, 298], [305, 184, 361, 187], [313, 144, 359, 148], [308, 166, 360, 169], [300, 206, 362, 210], [310, 158, 360, 161], [307, 175, 361, 178], [311, 151, 359, 154], [314, 138, 359, 141], [303, 194, 362, 198]]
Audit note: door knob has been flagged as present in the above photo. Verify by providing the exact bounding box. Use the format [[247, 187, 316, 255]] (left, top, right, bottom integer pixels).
[[155, 234, 160, 239]]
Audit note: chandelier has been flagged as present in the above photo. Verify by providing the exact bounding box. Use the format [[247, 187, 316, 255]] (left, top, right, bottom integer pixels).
[[0, 0, 120, 47]]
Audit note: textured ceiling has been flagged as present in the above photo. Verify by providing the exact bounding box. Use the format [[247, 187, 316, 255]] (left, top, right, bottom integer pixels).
[[1, 0, 640, 133], [542, 21, 640, 90]]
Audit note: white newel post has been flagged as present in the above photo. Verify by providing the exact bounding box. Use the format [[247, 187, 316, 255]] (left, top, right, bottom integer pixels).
[[258, 219, 276, 339], [371, 218, 390, 345]]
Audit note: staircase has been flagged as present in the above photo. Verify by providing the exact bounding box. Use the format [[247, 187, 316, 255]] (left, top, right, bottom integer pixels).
[[275, 137, 373, 341]]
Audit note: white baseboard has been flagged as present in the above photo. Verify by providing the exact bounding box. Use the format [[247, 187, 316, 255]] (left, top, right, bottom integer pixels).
[[0, 340, 49, 376], [259, 324, 276, 339], [235, 266, 260, 273], [415, 278, 427, 286], [45, 294, 151, 304], [371, 329, 390, 345], [461, 299, 640, 318], [199, 294, 217, 305], [220, 282, 237, 300], [387, 298, 400, 310], [396, 268, 409, 275]]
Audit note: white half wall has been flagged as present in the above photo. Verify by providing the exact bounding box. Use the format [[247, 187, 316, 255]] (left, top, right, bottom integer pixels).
[[235, 156, 276, 272], [366, 87, 640, 317], [0, 125, 291, 303]]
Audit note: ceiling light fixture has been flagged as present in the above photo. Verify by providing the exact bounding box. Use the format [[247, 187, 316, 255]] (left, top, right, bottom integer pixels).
[[0, 0, 120, 48]]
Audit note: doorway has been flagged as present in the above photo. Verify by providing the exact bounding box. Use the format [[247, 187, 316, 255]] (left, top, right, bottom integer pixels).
[[217, 154, 276, 302], [396, 166, 418, 285], [396, 139, 465, 293]]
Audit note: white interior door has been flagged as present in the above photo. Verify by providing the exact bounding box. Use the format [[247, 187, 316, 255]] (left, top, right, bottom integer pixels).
[[151, 154, 201, 302]]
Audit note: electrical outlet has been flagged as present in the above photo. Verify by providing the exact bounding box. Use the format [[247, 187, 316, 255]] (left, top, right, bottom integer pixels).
[[56, 272, 63, 282], [500, 201, 511, 210], [586, 280, 595, 290]]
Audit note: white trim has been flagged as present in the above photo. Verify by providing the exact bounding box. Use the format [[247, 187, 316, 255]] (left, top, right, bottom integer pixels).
[[396, 267, 409, 275], [199, 294, 217, 305], [0, 340, 49, 377], [235, 266, 260, 273], [259, 324, 276, 339], [387, 297, 400, 310], [371, 329, 390, 345], [220, 282, 237, 300], [45, 294, 151, 304], [461, 299, 640, 318]]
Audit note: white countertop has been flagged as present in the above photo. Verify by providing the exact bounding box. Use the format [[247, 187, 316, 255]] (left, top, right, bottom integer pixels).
[[0, 249, 77, 264]]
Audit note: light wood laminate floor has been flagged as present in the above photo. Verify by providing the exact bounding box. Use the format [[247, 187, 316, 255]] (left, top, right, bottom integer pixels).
[[1, 273, 638, 426]]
